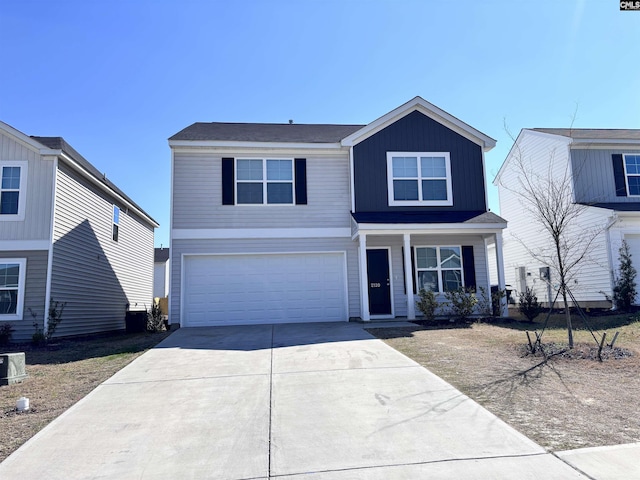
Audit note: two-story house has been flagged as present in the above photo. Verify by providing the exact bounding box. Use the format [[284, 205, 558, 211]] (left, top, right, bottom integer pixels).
[[495, 128, 640, 307], [168, 97, 507, 327], [0, 121, 158, 342]]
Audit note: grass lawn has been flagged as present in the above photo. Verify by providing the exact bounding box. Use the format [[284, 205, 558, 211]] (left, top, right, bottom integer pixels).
[[0, 330, 172, 463], [368, 311, 640, 451]]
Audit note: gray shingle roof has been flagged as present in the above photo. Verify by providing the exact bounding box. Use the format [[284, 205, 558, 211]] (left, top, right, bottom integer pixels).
[[169, 122, 365, 143], [32, 136, 157, 226], [154, 247, 170, 263], [533, 128, 640, 140]]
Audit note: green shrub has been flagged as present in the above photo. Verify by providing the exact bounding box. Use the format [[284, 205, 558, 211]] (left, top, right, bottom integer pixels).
[[0, 324, 13, 346], [147, 301, 165, 332], [444, 288, 478, 320], [416, 289, 438, 321], [491, 288, 507, 317], [613, 240, 637, 311], [518, 287, 543, 322]]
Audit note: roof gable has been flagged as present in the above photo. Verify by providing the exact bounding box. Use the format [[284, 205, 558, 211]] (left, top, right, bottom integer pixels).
[[341, 96, 496, 151]]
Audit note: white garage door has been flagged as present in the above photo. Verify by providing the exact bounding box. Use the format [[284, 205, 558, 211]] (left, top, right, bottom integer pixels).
[[182, 253, 347, 327]]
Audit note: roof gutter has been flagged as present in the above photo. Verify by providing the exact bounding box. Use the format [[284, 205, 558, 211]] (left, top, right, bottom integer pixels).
[[56, 151, 159, 228]]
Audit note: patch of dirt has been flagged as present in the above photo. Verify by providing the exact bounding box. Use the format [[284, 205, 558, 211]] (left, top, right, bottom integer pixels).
[[0, 330, 171, 462], [368, 315, 640, 451]]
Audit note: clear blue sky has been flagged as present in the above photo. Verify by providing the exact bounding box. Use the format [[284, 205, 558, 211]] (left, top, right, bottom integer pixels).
[[1, 0, 638, 247]]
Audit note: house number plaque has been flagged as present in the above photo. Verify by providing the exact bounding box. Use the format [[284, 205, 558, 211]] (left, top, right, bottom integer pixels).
[[370, 282, 381, 288]]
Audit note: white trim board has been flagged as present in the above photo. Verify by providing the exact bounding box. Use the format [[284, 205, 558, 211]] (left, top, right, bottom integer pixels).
[[0, 240, 51, 251], [172, 228, 352, 240]]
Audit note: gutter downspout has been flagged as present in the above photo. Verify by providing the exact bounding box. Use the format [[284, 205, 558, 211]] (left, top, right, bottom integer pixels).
[[605, 212, 620, 310]]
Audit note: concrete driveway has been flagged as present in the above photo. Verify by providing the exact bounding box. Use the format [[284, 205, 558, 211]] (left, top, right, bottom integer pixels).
[[0, 322, 600, 479]]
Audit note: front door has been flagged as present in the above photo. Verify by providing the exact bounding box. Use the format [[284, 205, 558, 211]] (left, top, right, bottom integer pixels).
[[366, 249, 392, 315]]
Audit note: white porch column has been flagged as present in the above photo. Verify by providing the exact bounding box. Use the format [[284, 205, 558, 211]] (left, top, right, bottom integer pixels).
[[358, 234, 370, 321], [403, 233, 415, 320], [495, 231, 508, 316]]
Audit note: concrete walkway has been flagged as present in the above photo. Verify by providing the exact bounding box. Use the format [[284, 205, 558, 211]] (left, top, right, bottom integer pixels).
[[0, 322, 632, 479]]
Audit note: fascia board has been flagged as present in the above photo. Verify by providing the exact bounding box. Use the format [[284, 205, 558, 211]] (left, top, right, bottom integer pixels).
[[341, 97, 496, 151], [354, 222, 507, 234]]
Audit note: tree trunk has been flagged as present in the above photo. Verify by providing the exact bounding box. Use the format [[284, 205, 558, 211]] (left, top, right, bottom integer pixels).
[[562, 284, 574, 348]]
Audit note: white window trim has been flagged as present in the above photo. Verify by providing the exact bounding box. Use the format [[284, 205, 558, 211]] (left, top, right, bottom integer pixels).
[[0, 161, 28, 221], [235, 158, 295, 205], [386, 152, 453, 206], [0, 258, 27, 321], [623, 154, 640, 197], [413, 245, 464, 293]]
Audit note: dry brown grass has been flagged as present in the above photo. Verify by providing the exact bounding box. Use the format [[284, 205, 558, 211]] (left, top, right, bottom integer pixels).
[[0, 331, 171, 462], [368, 312, 640, 451]]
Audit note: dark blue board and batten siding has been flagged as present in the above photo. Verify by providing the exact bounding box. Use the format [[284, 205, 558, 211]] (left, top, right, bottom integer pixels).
[[353, 110, 486, 212]]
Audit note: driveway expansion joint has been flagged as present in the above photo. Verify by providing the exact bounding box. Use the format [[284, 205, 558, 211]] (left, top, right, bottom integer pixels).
[[551, 452, 598, 480], [267, 452, 552, 478]]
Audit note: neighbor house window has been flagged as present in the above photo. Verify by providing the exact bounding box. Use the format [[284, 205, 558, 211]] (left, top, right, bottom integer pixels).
[[387, 152, 452, 206], [0, 162, 27, 220], [236, 158, 294, 204], [624, 154, 640, 196], [415, 246, 463, 293], [112, 205, 120, 242], [0, 259, 26, 320]]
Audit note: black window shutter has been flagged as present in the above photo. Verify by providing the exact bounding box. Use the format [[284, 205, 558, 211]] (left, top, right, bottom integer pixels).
[[402, 247, 416, 295], [222, 158, 234, 205], [294, 158, 307, 205], [462, 246, 476, 290], [612, 154, 627, 197]]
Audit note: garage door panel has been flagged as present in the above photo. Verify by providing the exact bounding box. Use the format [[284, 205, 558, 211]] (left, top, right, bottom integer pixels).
[[183, 253, 347, 326]]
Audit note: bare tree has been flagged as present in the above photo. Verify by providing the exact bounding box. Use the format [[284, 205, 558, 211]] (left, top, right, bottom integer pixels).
[[499, 126, 604, 348]]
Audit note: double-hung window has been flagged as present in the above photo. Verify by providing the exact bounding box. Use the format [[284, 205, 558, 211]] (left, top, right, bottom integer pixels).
[[415, 246, 463, 293], [0, 162, 27, 220], [387, 152, 452, 206], [624, 154, 640, 196], [236, 158, 294, 204], [0, 259, 26, 319]]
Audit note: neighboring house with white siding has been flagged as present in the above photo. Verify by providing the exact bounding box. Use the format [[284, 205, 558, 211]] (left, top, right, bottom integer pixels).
[[494, 128, 640, 308], [154, 247, 170, 298], [168, 97, 507, 328], [0, 121, 158, 342]]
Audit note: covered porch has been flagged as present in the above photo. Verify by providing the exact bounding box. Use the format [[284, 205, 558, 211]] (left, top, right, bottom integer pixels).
[[351, 212, 508, 321]]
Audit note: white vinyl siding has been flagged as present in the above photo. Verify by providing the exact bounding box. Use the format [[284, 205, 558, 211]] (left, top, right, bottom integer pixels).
[[172, 152, 351, 229], [498, 131, 612, 304], [51, 163, 154, 338], [0, 131, 54, 240]]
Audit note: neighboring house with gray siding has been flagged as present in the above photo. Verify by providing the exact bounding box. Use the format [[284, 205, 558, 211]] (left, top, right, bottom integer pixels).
[[154, 247, 170, 298], [0, 121, 158, 342], [494, 128, 640, 307], [169, 97, 507, 328]]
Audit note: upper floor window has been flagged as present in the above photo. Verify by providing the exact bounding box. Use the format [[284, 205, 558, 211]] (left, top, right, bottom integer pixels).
[[624, 154, 640, 196], [236, 158, 294, 204], [0, 258, 26, 320], [112, 205, 120, 242], [0, 162, 27, 220], [387, 152, 452, 206], [415, 246, 463, 293]]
